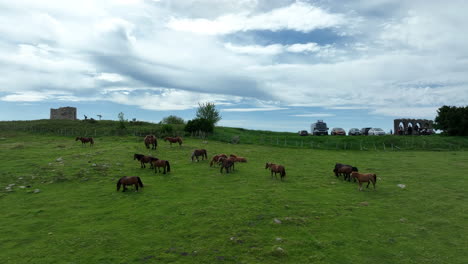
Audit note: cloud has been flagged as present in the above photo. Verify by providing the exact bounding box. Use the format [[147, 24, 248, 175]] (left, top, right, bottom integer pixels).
[[222, 107, 288, 112], [224, 42, 320, 55], [167, 2, 346, 35], [290, 113, 336, 117]]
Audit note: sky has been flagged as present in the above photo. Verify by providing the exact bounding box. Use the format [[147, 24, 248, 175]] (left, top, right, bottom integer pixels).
[[1, 0, 467, 133]]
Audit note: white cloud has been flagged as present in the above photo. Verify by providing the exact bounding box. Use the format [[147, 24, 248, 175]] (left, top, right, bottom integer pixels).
[[290, 113, 336, 117], [222, 107, 288, 112], [167, 2, 346, 34], [95, 73, 126, 82], [225, 42, 320, 55]]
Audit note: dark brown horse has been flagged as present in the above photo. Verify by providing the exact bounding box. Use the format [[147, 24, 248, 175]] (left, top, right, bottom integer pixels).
[[164, 136, 183, 146], [351, 171, 377, 191], [144, 135, 157, 150], [116, 176, 144, 192], [265, 162, 286, 180], [210, 154, 228, 167], [134, 154, 158, 168], [333, 163, 357, 181], [191, 149, 207, 162], [152, 159, 171, 174], [219, 156, 235, 173], [75, 137, 94, 146]]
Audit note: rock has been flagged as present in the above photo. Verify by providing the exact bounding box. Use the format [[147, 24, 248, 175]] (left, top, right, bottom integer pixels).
[[92, 163, 97, 167], [19, 186, 26, 189], [275, 237, 283, 241], [274, 218, 282, 224], [56, 157, 63, 162], [8, 183, 15, 187], [33, 189, 41, 193], [397, 184, 406, 189], [271, 246, 287, 257], [359, 202, 369, 206], [18, 177, 23, 180], [400, 218, 407, 222]]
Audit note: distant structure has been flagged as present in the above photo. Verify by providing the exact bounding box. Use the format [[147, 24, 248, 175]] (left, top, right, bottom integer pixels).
[[50, 107, 77, 120], [394, 119, 433, 135]]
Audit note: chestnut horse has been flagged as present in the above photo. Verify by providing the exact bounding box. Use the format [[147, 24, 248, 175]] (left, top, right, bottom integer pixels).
[[134, 154, 158, 168], [152, 159, 171, 174], [164, 136, 183, 146], [219, 156, 235, 173], [116, 176, 144, 192], [210, 154, 228, 167], [144, 135, 157, 150], [265, 162, 286, 181], [76, 137, 94, 146], [351, 171, 377, 191], [191, 149, 208, 162], [230, 154, 247, 163]]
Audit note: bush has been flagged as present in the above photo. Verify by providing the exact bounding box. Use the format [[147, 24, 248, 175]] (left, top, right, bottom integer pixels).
[[185, 118, 214, 133]]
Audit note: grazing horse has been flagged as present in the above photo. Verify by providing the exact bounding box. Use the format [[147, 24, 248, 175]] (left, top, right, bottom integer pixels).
[[152, 159, 171, 174], [116, 176, 144, 192], [191, 149, 208, 162], [229, 154, 247, 163], [133, 154, 158, 168], [164, 136, 183, 147], [210, 154, 228, 167], [333, 163, 357, 182], [75, 137, 94, 146], [265, 162, 286, 181], [219, 157, 235, 174], [351, 171, 377, 191], [144, 135, 157, 150]]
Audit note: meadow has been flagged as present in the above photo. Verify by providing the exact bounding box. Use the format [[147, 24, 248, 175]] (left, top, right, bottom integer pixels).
[[1, 130, 467, 264]]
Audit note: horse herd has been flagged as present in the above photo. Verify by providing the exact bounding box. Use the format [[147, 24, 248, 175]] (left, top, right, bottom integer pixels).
[[77, 135, 377, 192]]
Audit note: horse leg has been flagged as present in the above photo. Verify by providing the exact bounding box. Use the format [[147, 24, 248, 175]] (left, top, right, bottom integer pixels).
[[163, 166, 166, 174], [123, 185, 127, 192], [358, 182, 363, 191], [135, 183, 139, 191]]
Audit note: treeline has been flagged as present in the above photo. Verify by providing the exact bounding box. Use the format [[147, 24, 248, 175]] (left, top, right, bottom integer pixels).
[[434, 105, 468, 136]]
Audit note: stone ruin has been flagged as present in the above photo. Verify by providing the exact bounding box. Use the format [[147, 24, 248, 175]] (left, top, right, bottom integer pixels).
[[394, 119, 434, 135], [50, 107, 77, 120]]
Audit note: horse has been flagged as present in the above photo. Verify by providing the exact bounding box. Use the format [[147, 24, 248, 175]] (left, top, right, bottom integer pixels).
[[144, 135, 157, 150], [219, 156, 235, 173], [351, 171, 377, 191], [228, 154, 247, 163], [75, 137, 94, 146], [164, 136, 183, 147], [116, 176, 144, 192], [210, 154, 228, 167], [133, 154, 158, 168], [152, 159, 171, 174], [333, 163, 356, 181], [265, 162, 286, 181], [191, 149, 207, 162]]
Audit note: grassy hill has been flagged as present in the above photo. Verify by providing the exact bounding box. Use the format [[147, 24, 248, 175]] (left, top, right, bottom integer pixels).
[[1, 119, 467, 151], [0, 131, 467, 263]]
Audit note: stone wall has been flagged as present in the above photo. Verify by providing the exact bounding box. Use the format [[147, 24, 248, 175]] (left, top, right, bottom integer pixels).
[[50, 107, 77, 120]]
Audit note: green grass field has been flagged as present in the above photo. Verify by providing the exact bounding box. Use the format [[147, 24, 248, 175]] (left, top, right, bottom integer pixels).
[[1, 131, 467, 264]]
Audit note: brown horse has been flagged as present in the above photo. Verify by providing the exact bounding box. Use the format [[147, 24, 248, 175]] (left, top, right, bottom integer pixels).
[[134, 154, 158, 168], [333, 163, 357, 182], [152, 159, 171, 174], [219, 156, 235, 173], [164, 136, 183, 146], [351, 171, 377, 191], [265, 162, 286, 180], [76, 137, 94, 146], [191, 149, 207, 162], [210, 154, 228, 167], [144, 135, 157, 150], [116, 176, 144, 192]]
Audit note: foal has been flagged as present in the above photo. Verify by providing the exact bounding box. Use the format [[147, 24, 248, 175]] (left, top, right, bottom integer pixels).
[[351, 171, 377, 191], [265, 162, 286, 181]]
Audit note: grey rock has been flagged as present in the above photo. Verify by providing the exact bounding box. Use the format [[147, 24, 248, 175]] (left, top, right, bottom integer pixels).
[[274, 218, 282, 224], [33, 189, 41, 193]]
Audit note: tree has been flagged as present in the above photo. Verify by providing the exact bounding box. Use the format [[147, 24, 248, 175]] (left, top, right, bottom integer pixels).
[[161, 115, 185, 125], [97, 114, 102, 120], [118, 112, 127, 129], [184, 118, 214, 133], [434, 105, 468, 136], [196, 102, 221, 125]]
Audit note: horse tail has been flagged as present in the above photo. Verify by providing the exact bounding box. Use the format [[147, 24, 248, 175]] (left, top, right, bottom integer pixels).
[[281, 169, 286, 177], [166, 161, 171, 172], [373, 174, 377, 183], [179, 138, 183, 145], [191, 151, 195, 161], [90, 138, 94, 144], [137, 177, 144, 187]]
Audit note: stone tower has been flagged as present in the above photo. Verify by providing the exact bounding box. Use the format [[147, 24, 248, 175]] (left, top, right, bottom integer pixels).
[[50, 107, 77, 120]]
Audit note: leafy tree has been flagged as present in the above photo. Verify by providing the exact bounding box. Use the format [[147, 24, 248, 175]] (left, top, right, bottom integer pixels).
[[196, 102, 221, 125], [184, 118, 214, 133], [118, 112, 127, 129], [434, 105, 468, 136], [161, 115, 185, 125]]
